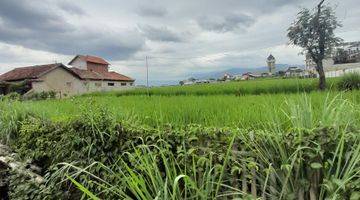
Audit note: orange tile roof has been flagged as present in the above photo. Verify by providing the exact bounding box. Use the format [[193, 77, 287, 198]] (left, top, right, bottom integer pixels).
[[70, 68, 134, 82], [0, 63, 134, 83], [0, 63, 66, 81]]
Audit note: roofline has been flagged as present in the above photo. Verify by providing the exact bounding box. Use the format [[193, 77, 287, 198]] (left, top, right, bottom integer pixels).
[[37, 63, 82, 79], [73, 68, 134, 82], [0, 63, 77, 82], [68, 55, 110, 65], [68, 55, 81, 65], [82, 78, 135, 82]]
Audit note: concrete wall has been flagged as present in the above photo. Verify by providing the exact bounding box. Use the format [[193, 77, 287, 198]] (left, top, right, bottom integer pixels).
[[31, 67, 85, 96], [29, 67, 134, 97], [323, 62, 360, 78], [82, 80, 134, 93], [70, 57, 87, 70]]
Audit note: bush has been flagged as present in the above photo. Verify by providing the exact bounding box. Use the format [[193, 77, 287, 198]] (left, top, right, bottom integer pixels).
[[25, 91, 57, 101], [338, 72, 360, 91], [48, 91, 57, 99], [4, 92, 21, 101]]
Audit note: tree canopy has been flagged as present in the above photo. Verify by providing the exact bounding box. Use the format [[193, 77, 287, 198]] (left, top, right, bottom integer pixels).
[[287, 0, 342, 89]]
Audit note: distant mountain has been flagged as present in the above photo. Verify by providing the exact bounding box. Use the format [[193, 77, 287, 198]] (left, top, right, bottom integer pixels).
[[191, 64, 303, 79], [136, 79, 180, 87]]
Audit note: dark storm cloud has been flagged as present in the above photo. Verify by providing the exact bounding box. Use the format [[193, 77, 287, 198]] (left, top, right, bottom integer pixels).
[[0, 0, 145, 60], [0, 0, 71, 32], [197, 13, 255, 33], [136, 6, 167, 17], [139, 25, 187, 42]]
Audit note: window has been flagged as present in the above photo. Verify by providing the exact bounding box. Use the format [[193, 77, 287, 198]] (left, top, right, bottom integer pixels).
[[66, 82, 72, 87], [130, 83, 133, 86], [108, 82, 115, 86], [95, 82, 102, 87], [121, 83, 127, 86]]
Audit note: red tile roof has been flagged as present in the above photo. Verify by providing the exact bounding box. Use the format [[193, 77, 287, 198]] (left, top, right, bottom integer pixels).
[[0, 63, 66, 82], [0, 63, 134, 83], [70, 68, 134, 82], [69, 55, 110, 65]]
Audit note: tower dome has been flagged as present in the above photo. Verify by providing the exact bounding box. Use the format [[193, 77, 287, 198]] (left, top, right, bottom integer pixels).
[[267, 54, 275, 61], [266, 54, 276, 74]]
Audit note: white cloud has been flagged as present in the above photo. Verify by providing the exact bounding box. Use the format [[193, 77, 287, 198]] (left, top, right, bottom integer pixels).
[[0, 0, 359, 84]]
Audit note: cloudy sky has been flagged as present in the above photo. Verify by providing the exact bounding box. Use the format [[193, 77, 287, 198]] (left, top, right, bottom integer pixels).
[[0, 0, 359, 84]]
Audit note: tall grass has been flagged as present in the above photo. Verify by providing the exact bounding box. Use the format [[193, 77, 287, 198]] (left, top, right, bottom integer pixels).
[[40, 94, 360, 199], [1, 78, 359, 199], [337, 72, 360, 91], [0, 99, 35, 145]]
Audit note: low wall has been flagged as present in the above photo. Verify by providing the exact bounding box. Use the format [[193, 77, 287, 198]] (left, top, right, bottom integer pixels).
[[323, 62, 360, 78]]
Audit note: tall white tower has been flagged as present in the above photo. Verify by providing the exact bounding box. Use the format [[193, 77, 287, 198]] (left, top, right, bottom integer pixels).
[[267, 54, 276, 74]]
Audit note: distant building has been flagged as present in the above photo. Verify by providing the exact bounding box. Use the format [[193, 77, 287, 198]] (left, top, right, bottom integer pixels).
[[305, 41, 360, 77], [0, 55, 135, 96], [195, 80, 210, 84], [261, 72, 271, 77], [267, 54, 276, 74], [180, 77, 197, 85], [285, 67, 305, 77], [222, 73, 233, 81], [241, 72, 260, 80]]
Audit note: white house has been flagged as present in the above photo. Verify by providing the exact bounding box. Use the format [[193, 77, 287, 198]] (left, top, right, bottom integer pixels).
[[0, 55, 135, 96]]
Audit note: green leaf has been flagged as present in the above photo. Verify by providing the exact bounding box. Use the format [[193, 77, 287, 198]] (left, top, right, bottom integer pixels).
[[66, 175, 100, 200], [350, 192, 360, 200], [310, 162, 322, 169]]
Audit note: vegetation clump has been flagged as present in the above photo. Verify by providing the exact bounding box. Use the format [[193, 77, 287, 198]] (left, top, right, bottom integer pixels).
[[0, 92, 359, 199], [337, 72, 360, 91]]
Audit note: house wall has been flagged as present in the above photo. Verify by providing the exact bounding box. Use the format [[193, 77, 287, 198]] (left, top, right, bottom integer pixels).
[[28, 67, 134, 97], [83, 80, 134, 93], [31, 67, 86, 97], [70, 57, 87, 70]]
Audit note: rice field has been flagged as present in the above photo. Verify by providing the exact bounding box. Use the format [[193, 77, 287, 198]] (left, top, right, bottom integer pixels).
[[1, 78, 360, 199], [18, 90, 360, 129], [100, 77, 340, 96]]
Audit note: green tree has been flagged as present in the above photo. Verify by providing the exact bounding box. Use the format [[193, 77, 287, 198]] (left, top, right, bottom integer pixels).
[[287, 0, 342, 90]]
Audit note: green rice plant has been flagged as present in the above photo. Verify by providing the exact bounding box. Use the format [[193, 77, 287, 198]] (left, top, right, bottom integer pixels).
[[79, 78, 339, 97], [0, 100, 35, 144], [17, 91, 360, 129], [100, 78, 339, 97]]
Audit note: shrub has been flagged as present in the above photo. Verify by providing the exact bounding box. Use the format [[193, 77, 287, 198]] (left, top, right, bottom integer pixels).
[[39, 91, 49, 100], [25, 91, 57, 101], [338, 72, 360, 91], [48, 91, 57, 99], [4, 92, 21, 101]]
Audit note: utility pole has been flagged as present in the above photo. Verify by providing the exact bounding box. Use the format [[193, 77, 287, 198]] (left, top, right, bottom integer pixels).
[[146, 56, 149, 88], [146, 56, 149, 96]]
